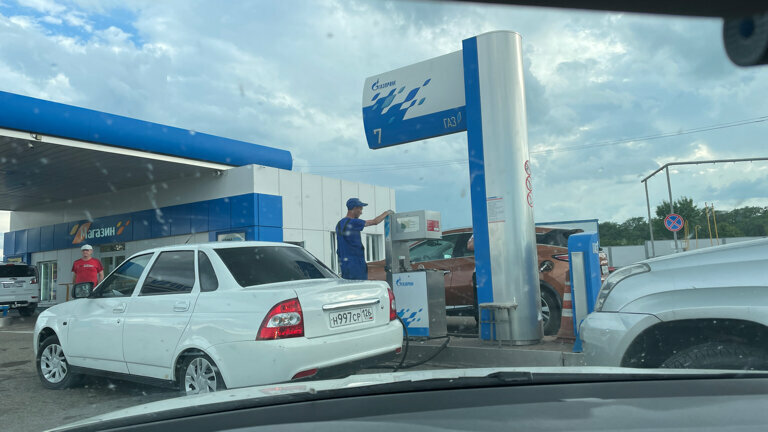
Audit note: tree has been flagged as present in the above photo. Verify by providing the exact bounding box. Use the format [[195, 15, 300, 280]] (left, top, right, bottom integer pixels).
[[713, 222, 742, 239], [653, 197, 703, 240], [716, 206, 766, 237], [620, 217, 649, 245], [599, 200, 766, 247], [599, 217, 649, 246], [598, 221, 624, 246]]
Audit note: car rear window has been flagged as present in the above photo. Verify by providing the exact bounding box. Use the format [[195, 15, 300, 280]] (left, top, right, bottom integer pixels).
[[0, 265, 37, 278], [215, 246, 337, 287]]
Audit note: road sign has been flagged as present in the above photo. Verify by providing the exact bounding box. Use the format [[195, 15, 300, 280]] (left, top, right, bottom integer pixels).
[[362, 51, 466, 149], [664, 213, 684, 232]]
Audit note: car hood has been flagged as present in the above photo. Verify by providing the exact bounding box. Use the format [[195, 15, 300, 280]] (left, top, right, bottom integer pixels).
[[50, 366, 763, 432], [601, 237, 768, 312], [641, 237, 768, 271], [367, 259, 385, 268], [38, 298, 82, 318]]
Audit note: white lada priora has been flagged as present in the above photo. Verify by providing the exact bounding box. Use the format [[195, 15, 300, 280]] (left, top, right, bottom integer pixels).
[[34, 242, 402, 395]]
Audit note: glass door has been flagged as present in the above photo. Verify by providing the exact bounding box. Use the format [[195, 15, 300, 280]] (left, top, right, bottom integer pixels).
[[38, 261, 57, 302], [99, 243, 126, 276], [101, 254, 126, 275]]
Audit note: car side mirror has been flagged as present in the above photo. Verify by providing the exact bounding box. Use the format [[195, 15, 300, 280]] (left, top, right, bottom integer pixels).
[[72, 282, 94, 299], [539, 260, 554, 273]]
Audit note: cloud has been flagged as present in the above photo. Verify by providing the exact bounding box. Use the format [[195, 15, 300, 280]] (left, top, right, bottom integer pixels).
[[40, 14, 60, 24], [0, 0, 766, 232], [17, 0, 64, 15]]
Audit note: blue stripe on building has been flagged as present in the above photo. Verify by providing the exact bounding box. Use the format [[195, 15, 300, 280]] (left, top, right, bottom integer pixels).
[[2, 193, 282, 260]]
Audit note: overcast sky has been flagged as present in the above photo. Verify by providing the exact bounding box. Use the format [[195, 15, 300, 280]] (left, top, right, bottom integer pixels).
[[1, 0, 767, 238]]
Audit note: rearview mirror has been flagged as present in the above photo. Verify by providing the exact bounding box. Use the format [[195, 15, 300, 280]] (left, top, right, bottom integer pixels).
[[72, 282, 94, 299]]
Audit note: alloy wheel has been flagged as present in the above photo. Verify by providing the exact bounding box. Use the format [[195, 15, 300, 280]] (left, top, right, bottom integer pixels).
[[184, 357, 218, 395], [40, 343, 68, 383]]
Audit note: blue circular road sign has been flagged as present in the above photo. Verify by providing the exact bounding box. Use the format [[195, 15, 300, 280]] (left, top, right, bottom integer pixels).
[[664, 213, 684, 232]]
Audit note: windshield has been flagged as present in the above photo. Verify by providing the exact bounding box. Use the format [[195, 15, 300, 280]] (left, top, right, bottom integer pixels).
[[1, 1, 767, 431]]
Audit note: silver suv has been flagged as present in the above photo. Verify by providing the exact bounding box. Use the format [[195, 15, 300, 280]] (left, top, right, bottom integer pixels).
[[0, 262, 40, 317], [581, 238, 768, 370]]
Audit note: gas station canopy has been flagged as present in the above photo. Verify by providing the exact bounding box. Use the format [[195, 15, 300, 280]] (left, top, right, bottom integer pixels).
[[0, 91, 293, 210]]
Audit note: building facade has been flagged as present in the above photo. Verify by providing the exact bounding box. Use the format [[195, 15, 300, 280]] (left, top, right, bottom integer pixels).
[[0, 91, 393, 307]]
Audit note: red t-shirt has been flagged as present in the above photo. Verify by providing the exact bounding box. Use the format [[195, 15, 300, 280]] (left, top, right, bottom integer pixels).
[[72, 258, 104, 285]]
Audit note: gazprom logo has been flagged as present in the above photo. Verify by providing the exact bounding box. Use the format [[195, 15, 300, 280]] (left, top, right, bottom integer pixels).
[[395, 277, 414, 287], [371, 78, 396, 91]]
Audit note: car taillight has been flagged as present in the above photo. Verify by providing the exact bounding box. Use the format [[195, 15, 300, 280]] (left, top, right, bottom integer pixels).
[[31, 278, 38, 284], [552, 254, 569, 262], [292, 368, 318, 380], [257, 298, 304, 340], [387, 287, 397, 321]]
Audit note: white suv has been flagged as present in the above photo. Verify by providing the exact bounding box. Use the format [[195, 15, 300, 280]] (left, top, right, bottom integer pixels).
[[34, 242, 402, 394], [581, 237, 768, 370], [0, 262, 40, 317]]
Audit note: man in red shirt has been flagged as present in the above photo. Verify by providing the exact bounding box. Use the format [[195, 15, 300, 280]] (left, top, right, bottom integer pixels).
[[72, 244, 104, 288]]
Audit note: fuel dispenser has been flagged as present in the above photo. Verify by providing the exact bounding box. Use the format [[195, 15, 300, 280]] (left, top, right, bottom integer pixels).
[[567, 232, 602, 352], [384, 210, 447, 338]]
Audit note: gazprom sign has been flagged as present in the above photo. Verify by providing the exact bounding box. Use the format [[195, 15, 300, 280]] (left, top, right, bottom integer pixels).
[[362, 51, 466, 149], [362, 31, 542, 345]]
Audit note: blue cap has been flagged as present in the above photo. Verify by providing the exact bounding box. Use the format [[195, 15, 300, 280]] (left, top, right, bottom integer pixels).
[[346, 198, 368, 210]]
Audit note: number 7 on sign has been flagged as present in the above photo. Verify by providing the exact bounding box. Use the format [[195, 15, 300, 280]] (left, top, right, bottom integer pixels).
[[373, 128, 382, 144]]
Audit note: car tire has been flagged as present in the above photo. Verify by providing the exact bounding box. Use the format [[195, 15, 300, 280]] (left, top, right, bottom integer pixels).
[[541, 288, 561, 336], [660, 341, 768, 370], [36, 335, 80, 390], [179, 353, 226, 396], [17, 303, 37, 317]]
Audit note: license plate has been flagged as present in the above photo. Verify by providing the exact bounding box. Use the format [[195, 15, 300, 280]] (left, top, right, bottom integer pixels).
[[601, 265, 609, 274], [328, 307, 374, 328]]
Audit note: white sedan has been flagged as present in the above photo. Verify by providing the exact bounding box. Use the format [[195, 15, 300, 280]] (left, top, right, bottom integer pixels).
[[34, 242, 403, 395]]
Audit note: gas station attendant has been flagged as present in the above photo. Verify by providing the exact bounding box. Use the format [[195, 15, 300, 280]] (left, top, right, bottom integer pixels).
[[335, 198, 393, 280]]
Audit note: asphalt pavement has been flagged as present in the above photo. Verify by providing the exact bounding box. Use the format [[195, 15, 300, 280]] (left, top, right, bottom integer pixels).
[[0, 311, 177, 432], [0, 310, 479, 432]]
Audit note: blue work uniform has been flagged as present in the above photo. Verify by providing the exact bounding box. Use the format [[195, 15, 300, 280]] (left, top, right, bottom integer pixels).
[[336, 217, 368, 280]]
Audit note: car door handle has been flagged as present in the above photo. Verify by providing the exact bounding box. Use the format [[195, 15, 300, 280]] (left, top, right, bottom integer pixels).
[[174, 301, 190, 312], [113, 303, 126, 313]]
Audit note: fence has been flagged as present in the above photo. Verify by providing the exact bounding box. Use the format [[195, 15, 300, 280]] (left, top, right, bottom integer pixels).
[[602, 236, 764, 268]]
